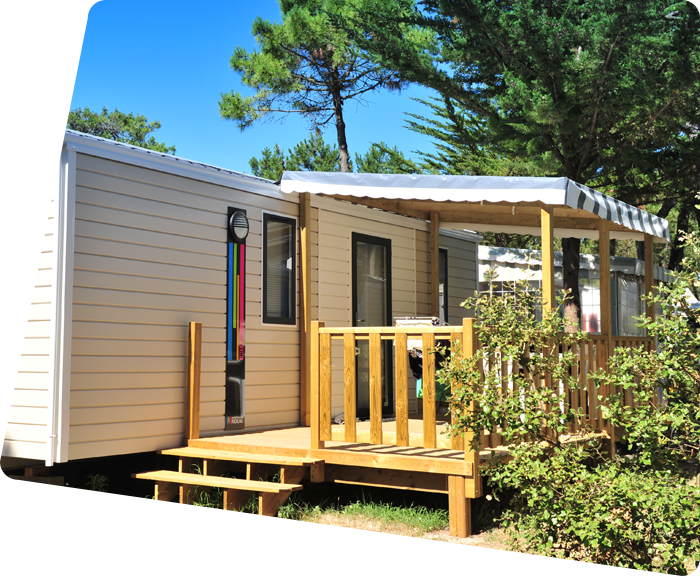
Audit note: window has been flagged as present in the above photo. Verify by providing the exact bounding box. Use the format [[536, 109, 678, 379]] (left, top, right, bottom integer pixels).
[[439, 248, 448, 323], [263, 213, 296, 325]]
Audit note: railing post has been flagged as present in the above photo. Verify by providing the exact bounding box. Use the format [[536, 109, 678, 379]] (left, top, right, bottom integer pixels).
[[185, 321, 202, 441], [310, 321, 324, 450], [463, 318, 481, 498]]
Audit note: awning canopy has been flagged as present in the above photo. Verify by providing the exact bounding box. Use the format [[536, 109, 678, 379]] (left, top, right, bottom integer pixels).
[[280, 172, 670, 243]]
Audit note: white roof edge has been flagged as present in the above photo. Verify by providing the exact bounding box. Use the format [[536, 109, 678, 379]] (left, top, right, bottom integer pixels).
[[63, 130, 291, 201], [281, 171, 670, 243]]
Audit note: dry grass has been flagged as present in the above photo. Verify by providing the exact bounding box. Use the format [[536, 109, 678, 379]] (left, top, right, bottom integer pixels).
[[0, 502, 522, 576]]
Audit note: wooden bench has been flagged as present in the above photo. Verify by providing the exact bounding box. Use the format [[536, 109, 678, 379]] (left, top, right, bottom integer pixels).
[[158, 446, 325, 484], [133, 470, 303, 517]]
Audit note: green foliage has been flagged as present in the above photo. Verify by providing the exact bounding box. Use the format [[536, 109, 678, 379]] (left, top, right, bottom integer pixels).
[[277, 494, 324, 520], [440, 260, 700, 572], [442, 273, 589, 450], [0, 8, 61, 122], [596, 231, 700, 473], [340, 499, 449, 532], [249, 144, 287, 181], [249, 133, 343, 181], [250, 135, 426, 180], [220, 0, 405, 171], [354, 142, 424, 174], [67, 107, 175, 154]]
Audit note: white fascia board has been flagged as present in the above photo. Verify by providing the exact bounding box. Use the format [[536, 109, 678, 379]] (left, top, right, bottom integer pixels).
[[63, 131, 292, 202]]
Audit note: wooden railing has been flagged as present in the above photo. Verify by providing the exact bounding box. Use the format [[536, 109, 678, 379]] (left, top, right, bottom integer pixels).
[[309, 319, 654, 454]]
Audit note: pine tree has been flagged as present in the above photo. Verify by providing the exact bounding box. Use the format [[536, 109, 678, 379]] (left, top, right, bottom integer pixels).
[[67, 107, 175, 154], [220, 0, 405, 172]]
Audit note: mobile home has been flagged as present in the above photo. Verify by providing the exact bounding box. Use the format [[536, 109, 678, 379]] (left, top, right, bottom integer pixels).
[[3, 130, 480, 468]]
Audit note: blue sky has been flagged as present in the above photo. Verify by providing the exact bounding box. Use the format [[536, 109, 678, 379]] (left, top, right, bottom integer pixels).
[[69, 0, 439, 174]]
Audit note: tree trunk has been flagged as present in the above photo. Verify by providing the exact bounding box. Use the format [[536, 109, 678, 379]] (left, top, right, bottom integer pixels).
[[331, 87, 351, 173], [668, 197, 692, 271], [562, 238, 581, 332]]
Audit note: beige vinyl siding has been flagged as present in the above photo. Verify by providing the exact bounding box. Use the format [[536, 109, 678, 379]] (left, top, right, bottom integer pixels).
[[0, 133, 55, 460], [314, 198, 436, 418], [68, 153, 299, 460], [439, 233, 478, 323]]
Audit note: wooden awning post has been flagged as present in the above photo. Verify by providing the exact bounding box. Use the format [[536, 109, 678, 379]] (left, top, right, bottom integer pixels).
[[185, 321, 202, 441], [300, 192, 312, 427], [540, 207, 555, 314], [430, 210, 440, 318]]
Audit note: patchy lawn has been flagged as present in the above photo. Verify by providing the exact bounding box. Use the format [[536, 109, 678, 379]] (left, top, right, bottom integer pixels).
[[0, 501, 524, 576]]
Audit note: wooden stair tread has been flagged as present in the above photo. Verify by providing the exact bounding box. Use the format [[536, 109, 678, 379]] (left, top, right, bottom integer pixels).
[[159, 446, 323, 466], [133, 470, 303, 493]]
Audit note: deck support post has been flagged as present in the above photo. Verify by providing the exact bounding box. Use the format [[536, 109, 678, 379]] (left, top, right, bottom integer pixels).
[[448, 475, 471, 537], [310, 320, 325, 450], [540, 207, 555, 314], [300, 192, 312, 427], [186, 321, 202, 442], [430, 210, 440, 318]]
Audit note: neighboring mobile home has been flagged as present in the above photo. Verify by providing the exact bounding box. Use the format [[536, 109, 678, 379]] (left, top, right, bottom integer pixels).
[[477, 245, 671, 335], [2, 130, 480, 468]]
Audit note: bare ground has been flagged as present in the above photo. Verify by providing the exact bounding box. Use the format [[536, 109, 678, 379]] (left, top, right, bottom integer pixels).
[[0, 503, 524, 576]]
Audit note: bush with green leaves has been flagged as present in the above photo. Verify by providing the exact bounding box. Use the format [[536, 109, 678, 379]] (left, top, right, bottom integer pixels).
[[440, 262, 700, 573]]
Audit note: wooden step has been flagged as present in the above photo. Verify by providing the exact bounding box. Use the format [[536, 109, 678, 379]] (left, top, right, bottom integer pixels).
[[159, 446, 322, 467], [134, 470, 302, 492], [133, 470, 303, 517]]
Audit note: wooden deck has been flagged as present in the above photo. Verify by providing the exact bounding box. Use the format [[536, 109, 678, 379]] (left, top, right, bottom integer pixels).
[[190, 425, 496, 477]]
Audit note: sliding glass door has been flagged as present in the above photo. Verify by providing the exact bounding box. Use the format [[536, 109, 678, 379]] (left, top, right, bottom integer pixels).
[[352, 233, 393, 418]]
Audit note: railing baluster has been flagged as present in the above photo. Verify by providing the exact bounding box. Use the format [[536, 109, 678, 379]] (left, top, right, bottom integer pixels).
[[449, 330, 464, 450], [596, 339, 605, 430], [422, 332, 437, 449], [320, 331, 332, 441], [395, 332, 409, 447], [343, 333, 356, 442], [369, 332, 383, 445]]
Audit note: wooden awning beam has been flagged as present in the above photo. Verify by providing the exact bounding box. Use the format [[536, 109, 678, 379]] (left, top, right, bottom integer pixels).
[[327, 194, 636, 235]]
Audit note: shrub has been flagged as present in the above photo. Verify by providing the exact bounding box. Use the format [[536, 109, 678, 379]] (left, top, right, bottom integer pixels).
[[440, 261, 700, 573]]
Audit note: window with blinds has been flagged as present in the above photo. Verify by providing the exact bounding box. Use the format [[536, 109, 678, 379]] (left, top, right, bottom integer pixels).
[[263, 213, 296, 325]]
